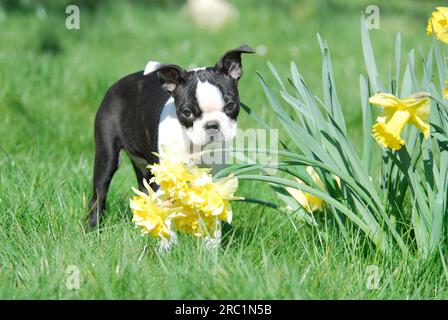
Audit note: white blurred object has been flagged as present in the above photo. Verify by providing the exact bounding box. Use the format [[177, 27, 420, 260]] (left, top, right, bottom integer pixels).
[[36, 4, 47, 20], [289, 45, 299, 57], [255, 44, 268, 56], [186, 0, 238, 30]]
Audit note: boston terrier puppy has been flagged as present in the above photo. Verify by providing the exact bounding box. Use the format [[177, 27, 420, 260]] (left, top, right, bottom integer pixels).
[[87, 45, 254, 228]]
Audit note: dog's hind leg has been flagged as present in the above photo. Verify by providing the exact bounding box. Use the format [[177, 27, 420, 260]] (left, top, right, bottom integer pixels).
[[130, 160, 146, 192], [87, 117, 121, 228]]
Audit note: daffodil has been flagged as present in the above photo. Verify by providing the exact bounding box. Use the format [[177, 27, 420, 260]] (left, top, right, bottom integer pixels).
[[170, 174, 239, 237], [150, 146, 210, 200], [427, 7, 448, 44], [369, 93, 430, 150], [285, 167, 326, 213], [131, 143, 240, 241], [130, 179, 176, 239]]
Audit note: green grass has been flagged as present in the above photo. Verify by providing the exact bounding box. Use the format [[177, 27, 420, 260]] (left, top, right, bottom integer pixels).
[[1, 0, 447, 299]]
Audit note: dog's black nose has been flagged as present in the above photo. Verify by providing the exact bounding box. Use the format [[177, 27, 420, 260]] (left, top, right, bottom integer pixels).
[[204, 121, 220, 131]]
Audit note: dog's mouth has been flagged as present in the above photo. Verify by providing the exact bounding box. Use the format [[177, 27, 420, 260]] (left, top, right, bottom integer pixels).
[[187, 127, 234, 147], [206, 130, 223, 143]]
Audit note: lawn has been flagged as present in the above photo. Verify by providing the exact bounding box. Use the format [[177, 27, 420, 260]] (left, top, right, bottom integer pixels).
[[0, 0, 447, 299]]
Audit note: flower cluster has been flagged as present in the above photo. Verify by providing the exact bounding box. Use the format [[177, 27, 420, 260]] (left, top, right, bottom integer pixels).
[[130, 146, 239, 243]]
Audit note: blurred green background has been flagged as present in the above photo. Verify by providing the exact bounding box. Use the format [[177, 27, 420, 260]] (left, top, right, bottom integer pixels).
[[0, 0, 440, 155], [0, 0, 446, 299]]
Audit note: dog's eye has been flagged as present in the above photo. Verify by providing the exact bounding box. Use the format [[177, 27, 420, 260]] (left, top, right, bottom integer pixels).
[[182, 109, 193, 118], [224, 102, 236, 112]]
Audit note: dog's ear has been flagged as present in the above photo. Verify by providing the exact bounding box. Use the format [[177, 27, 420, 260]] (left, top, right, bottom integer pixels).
[[216, 45, 254, 81], [154, 64, 186, 94]]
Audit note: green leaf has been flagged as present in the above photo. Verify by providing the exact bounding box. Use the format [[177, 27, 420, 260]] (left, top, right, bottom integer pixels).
[[360, 75, 373, 173], [394, 32, 402, 96], [360, 15, 384, 93], [237, 174, 390, 252]]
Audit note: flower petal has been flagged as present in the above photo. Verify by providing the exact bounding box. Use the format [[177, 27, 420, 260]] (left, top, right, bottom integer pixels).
[[405, 95, 430, 138], [410, 116, 430, 138], [369, 93, 403, 109], [214, 175, 238, 198]]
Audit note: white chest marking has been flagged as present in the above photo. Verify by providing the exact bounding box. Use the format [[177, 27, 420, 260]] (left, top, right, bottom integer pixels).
[[195, 80, 225, 113], [157, 97, 190, 158]]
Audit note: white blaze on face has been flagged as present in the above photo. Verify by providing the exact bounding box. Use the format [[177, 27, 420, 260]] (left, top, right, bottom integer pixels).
[[186, 80, 237, 146], [195, 80, 225, 112]]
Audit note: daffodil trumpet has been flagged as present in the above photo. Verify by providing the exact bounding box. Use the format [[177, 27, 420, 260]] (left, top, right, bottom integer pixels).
[[285, 166, 341, 214]]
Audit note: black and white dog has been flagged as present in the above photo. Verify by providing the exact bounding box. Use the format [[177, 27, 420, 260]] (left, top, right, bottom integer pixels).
[[88, 45, 254, 228]]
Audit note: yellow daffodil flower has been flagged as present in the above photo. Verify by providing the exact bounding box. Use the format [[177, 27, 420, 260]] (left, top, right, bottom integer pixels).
[[369, 93, 430, 150], [285, 167, 342, 214], [130, 179, 176, 239], [150, 146, 210, 199], [427, 7, 448, 44], [131, 143, 240, 241], [285, 167, 326, 213], [170, 174, 239, 237]]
